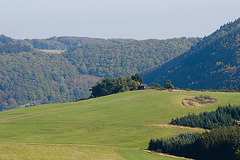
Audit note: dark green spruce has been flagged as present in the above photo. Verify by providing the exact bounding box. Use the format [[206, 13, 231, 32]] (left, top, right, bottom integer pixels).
[[170, 104, 240, 129], [148, 126, 240, 160]]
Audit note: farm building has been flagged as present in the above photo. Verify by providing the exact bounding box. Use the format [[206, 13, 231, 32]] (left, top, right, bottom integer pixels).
[[138, 84, 148, 90]]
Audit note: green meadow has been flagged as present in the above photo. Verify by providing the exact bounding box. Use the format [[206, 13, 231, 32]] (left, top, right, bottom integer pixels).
[[0, 90, 240, 159]]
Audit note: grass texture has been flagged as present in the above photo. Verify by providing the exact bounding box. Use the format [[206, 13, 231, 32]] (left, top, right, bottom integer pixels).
[[0, 90, 239, 159]]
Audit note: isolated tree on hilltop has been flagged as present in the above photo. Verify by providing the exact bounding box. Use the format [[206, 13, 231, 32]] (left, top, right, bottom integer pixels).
[[150, 82, 163, 89], [131, 74, 143, 84], [165, 80, 174, 89]]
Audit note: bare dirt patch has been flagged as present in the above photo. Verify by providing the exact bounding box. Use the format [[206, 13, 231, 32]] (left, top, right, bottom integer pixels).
[[148, 124, 208, 132], [141, 149, 194, 160], [182, 95, 218, 107]]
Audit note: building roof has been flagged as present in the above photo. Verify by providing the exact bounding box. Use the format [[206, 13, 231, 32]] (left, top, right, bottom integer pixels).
[[138, 84, 148, 87]]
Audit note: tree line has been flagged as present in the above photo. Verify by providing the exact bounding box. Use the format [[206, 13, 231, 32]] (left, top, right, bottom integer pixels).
[[148, 126, 240, 160], [170, 104, 240, 129], [90, 77, 176, 98], [149, 104, 240, 159], [149, 80, 174, 90], [90, 74, 143, 98]]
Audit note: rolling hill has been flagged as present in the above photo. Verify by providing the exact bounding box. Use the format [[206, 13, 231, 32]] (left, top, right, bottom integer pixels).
[[0, 49, 100, 110], [62, 37, 199, 78], [0, 90, 240, 159], [142, 18, 240, 89], [0, 35, 198, 110]]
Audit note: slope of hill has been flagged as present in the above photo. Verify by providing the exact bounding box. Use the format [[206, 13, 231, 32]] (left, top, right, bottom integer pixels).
[[0, 50, 99, 110], [62, 37, 199, 78], [0, 35, 32, 54], [0, 90, 240, 159], [0, 35, 198, 110], [142, 18, 240, 89], [24, 36, 136, 50]]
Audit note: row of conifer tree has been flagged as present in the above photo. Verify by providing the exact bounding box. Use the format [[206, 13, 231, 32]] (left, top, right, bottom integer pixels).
[[170, 104, 240, 129], [148, 126, 240, 160], [149, 104, 240, 160]]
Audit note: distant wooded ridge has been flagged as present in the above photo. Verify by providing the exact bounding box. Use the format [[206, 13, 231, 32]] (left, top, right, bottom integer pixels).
[[1, 17, 240, 111], [142, 18, 240, 90], [0, 35, 198, 110]]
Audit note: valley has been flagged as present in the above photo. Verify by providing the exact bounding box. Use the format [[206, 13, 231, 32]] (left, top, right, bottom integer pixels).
[[0, 35, 198, 110], [1, 17, 240, 159]]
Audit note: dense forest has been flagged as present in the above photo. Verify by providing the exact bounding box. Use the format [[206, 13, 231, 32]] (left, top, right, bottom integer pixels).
[[90, 74, 143, 98], [170, 104, 240, 129], [149, 104, 240, 159], [25, 36, 136, 50], [217, 84, 240, 92], [0, 50, 99, 110], [149, 126, 240, 160], [62, 37, 199, 78], [142, 18, 240, 89], [0, 35, 32, 54], [0, 35, 198, 110]]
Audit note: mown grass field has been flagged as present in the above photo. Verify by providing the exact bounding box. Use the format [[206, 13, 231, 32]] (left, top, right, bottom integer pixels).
[[0, 90, 240, 159]]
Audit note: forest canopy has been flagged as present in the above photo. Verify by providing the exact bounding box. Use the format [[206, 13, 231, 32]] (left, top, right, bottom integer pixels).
[[0, 35, 198, 110], [90, 74, 143, 98]]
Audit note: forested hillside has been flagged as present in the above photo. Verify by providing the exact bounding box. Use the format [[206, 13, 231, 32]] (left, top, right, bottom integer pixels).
[[0, 50, 99, 110], [0, 35, 198, 110], [24, 36, 136, 50], [142, 18, 240, 89], [63, 37, 199, 78], [0, 35, 32, 53]]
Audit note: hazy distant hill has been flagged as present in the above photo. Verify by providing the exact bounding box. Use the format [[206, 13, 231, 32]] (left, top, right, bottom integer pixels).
[[0, 50, 99, 110], [62, 37, 199, 78], [24, 36, 136, 50], [142, 18, 240, 89], [0, 35, 32, 53], [0, 35, 198, 110]]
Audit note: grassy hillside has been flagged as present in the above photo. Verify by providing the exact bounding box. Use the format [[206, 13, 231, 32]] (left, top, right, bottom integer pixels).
[[0, 90, 240, 159]]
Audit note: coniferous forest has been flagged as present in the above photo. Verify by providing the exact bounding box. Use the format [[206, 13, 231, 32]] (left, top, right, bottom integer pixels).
[[148, 126, 240, 160], [170, 104, 240, 129], [149, 104, 240, 160]]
